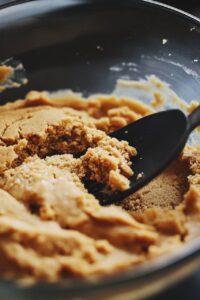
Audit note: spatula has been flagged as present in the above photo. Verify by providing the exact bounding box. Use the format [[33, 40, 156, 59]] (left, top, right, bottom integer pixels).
[[87, 106, 200, 205]]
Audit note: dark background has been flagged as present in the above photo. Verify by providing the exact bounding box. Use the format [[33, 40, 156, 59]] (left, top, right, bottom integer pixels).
[[159, 0, 200, 16]]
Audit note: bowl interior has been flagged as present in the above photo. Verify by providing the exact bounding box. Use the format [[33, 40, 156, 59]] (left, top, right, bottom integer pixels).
[[1, 0, 200, 104]]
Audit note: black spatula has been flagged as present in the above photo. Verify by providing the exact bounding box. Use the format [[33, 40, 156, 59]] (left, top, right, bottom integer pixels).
[[87, 106, 200, 205]]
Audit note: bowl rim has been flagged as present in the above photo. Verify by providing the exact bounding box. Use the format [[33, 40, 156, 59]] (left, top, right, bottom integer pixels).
[[1, 0, 200, 296]]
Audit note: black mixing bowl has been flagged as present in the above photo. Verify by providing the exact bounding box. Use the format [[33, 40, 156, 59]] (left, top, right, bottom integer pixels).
[[1, 1, 200, 299]]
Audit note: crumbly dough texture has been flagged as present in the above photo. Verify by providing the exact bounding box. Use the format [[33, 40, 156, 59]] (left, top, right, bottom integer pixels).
[[0, 90, 199, 283]]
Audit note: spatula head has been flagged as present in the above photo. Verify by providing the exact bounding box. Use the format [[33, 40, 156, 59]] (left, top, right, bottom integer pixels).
[[88, 109, 188, 204]]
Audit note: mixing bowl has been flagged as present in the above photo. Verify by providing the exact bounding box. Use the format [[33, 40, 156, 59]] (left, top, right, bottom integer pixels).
[[1, 1, 200, 299]]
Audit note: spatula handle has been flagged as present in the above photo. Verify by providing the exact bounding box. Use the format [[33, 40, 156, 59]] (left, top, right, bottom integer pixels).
[[188, 105, 200, 132]]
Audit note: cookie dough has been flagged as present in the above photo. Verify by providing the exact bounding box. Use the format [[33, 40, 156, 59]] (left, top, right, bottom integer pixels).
[[0, 62, 27, 92], [0, 65, 13, 84], [0, 89, 199, 283]]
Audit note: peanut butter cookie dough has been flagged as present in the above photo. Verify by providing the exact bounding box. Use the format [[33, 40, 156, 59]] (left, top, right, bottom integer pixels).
[[0, 89, 199, 283]]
